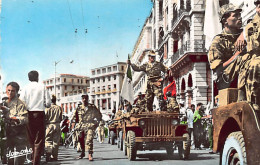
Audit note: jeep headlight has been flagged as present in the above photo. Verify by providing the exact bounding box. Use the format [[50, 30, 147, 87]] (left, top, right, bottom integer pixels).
[[139, 120, 145, 126], [171, 119, 178, 126]]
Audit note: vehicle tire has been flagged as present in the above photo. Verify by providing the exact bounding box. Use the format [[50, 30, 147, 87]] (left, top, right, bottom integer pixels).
[[123, 138, 127, 155], [166, 144, 174, 157], [117, 132, 120, 148], [119, 131, 123, 151], [222, 131, 247, 165], [126, 130, 137, 161], [178, 133, 190, 160], [110, 131, 116, 145]]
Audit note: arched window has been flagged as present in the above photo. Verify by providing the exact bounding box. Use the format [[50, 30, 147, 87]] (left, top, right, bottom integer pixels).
[[188, 74, 193, 88], [181, 78, 186, 92]]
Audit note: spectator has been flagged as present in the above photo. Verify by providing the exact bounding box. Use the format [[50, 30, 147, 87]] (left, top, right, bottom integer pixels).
[[193, 103, 204, 150], [20, 70, 51, 165], [187, 104, 195, 143], [61, 116, 69, 145]]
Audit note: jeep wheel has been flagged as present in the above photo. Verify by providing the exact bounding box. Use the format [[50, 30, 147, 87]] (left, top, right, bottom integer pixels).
[[126, 130, 137, 160], [178, 133, 190, 160], [222, 131, 247, 165], [110, 131, 116, 145], [123, 138, 127, 155], [119, 131, 123, 151]]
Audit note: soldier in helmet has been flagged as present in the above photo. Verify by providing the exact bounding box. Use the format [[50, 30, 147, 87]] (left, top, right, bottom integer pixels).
[[71, 94, 102, 161], [45, 95, 62, 161], [208, 3, 244, 91], [128, 50, 169, 112], [166, 91, 179, 113], [131, 92, 146, 114]]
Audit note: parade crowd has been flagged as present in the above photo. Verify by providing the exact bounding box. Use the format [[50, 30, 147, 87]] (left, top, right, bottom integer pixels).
[[0, 0, 260, 164]]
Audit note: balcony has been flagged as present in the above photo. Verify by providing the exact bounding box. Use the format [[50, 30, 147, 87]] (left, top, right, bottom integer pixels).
[[171, 8, 191, 30], [171, 40, 206, 64], [112, 88, 117, 93]]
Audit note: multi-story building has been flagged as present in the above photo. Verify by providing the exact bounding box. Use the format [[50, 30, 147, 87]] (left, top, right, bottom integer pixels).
[[43, 74, 90, 116], [90, 62, 126, 115]]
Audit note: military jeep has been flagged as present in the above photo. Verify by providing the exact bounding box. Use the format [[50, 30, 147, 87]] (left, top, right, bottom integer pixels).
[[122, 111, 190, 161], [212, 88, 260, 165], [108, 118, 123, 146]]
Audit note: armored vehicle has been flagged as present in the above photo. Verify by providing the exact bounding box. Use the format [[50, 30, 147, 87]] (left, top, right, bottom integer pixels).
[[212, 88, 260, 165], [122, 111, 190, 161]]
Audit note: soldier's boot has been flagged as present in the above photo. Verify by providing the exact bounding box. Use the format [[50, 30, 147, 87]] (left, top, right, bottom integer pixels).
[[88, 154, 93, 161], [237, 89, 246, 102], [77, 152, 85, 159]]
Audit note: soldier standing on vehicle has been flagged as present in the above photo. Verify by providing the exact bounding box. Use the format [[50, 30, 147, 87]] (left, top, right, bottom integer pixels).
[[45, 95, 62, 162], [208, 4, 244, 92], [71, 94, 102, 161], [128, 50, 169, 112], [0, 82, 28, 165]]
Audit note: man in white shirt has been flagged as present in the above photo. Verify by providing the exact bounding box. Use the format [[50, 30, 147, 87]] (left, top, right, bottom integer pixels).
[[187, 104, 195, 144], [20, 70, 51, 165]]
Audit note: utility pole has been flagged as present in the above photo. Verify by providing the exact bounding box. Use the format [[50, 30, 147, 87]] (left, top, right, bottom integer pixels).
[[54, 60, 61, 97]]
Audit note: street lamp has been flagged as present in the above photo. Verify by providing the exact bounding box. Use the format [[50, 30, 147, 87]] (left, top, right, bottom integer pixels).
[[54, 60, 61, 97]]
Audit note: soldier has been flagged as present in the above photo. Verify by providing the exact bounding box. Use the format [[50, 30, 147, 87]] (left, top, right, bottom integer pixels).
[[0, 82, 28, 165], [128, 50, 169, 111], [97, 120, 105, 143], [71, 94, 102, 161], [131, 92, 146, 114], [239, 0, 260, 110], [45, 95, 62, 162], [114, 109, 123, 119], [166, 91, 179, 113], [208, 4, 244, 92]]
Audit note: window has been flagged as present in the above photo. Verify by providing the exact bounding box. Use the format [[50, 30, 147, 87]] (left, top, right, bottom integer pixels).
[[65, 86, 67, 90], [78, 86, 81, 89], [113, 66, 117, 71], [78, 79, 80, 83], [102, 68, 106, 73], [98, 87, 100, 92], [113, 84, 116, 89], [108, 67, 111, 72], [92, 70, 95, 75], [103, 77, 105, 82], [72, 86, 75, 90], [102, 86, 105, 91], [121, 66, 124, 71], [92, 80, 95, 84], [81, 79, 83, 84], [65, 93, 67, 96], [64, 78, 67, 83], [72, 79, 74, 83], [97, 69, 101, 74], [108, 85, 111, 91], [114, 75, 117, 80], [108, 98, 111, 109], [108, 76, 111, 81]]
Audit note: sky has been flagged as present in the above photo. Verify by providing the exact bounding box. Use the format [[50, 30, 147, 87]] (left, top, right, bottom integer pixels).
[[0, 0, 153, 88]]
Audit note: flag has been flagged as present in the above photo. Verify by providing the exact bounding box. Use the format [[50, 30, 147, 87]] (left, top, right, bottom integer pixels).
[[204, 0, 222, 50], [120, 55, 134, 105], [163, 81, 176, 100]]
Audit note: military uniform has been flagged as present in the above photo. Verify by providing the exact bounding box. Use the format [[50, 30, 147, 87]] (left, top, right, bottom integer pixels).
[[5, 97, 28, 165], [167, 97, 179, 113], [131, 97, 146, 114], [114, 110, 123, 119], [208, 29, 245, 90], [131, 61, 168, 111], [97, 120, 105, 143], [242, 13, 260, 105], [45, 104, 62, 160], [71, 103, 102, 156]]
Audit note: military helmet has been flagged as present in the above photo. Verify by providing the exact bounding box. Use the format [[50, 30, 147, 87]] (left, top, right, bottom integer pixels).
[[219, 3, 242, 21], [254, 0, 260, 5], [147, 50, 156, 57], [138, 92, 142, 96]]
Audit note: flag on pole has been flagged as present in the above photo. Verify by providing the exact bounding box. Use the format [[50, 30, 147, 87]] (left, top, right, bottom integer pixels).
[[204, 0, 222, 50], [163, 81, 176, 100], [120, 55, 134, 105]]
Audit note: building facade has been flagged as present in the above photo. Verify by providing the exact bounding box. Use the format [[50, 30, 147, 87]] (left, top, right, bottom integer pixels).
[[43, 74, 90, 116], [90, 62, 126, 115]]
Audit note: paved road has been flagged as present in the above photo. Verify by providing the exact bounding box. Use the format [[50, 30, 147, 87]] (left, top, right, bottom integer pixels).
[[42, 138, 219, 165]]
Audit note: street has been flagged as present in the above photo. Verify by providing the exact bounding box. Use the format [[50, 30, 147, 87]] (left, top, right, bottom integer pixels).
[[43, 138, 219, 165]]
